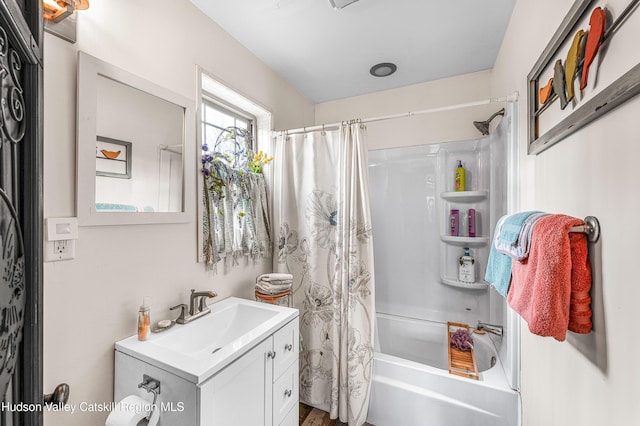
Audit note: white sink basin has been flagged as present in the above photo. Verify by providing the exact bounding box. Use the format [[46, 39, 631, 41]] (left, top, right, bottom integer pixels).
[[153, 301, 278, 354], [114, 297, 298, 383]]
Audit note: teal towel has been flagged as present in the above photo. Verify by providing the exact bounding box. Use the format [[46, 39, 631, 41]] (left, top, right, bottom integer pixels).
[[498, 211, 541, 245], [485, 216, 512, 297]]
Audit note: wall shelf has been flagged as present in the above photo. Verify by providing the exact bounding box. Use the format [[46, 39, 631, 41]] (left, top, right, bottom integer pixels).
[[440, 235, 489, 246], [440, 277, 489, 290], [440, 190, 488, 203]]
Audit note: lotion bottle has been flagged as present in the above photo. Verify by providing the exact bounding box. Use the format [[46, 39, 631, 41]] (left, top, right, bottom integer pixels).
[[458, 247, 475, 283], [138, 297, 150, 341], [455, 160, 466, 191]]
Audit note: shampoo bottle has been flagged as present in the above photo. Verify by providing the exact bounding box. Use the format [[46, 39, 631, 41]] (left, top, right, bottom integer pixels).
[[450, 209, 460, 236], [468, 208, 476, 237], [138, 297, 150, 341], [455, 160, 466, 192], [458, 247, 475, 283]]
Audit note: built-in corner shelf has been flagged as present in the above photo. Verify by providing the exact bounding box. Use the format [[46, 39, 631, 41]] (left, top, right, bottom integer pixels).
[[440, 235, 489, 246], [440, 190, 488, 203], [440, 277, 489, 290]]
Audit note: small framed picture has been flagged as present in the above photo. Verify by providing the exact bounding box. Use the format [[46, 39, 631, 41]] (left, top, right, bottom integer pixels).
[[96, 136, 132, 179]]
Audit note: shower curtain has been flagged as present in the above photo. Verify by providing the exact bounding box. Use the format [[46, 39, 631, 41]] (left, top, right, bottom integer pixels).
[[273, 122, 375, 426]]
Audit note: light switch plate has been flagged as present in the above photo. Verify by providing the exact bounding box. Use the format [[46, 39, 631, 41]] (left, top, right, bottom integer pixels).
[[46, 217, 79, 241]]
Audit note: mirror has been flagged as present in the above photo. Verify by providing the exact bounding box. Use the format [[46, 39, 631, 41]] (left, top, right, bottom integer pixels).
[[76, 52, 195, 225]]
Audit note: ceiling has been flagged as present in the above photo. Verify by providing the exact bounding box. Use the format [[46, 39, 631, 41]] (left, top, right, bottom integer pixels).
[[191, 0, 517, 104]]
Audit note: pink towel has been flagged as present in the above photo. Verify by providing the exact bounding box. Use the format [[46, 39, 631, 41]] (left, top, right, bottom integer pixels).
[[568, 231, 592, 334], [507, 214, 592, 341]]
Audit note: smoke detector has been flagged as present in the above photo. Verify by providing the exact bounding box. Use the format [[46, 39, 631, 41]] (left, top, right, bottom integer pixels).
[[370, 62, 397, 77]]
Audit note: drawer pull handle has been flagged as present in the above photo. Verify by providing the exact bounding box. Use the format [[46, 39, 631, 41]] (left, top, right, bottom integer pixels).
[[284, 389, 292, 398], [284, 343, 293, 351], [267, 351, 277, 359]]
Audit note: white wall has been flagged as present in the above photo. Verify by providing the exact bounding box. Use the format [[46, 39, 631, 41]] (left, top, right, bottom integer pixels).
[[315, 70, 497, 151], [491, 0, 640, 425], [43, 1, 313, 424]]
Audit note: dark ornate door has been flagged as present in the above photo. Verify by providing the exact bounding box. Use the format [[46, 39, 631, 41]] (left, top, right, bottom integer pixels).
[[0, 1, 43, 425]]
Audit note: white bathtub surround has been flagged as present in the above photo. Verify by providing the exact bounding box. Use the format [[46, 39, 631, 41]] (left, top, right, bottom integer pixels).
[[366, 103, 521, 425], [368, 314, 520, 426], [273, 123, 375, 426]]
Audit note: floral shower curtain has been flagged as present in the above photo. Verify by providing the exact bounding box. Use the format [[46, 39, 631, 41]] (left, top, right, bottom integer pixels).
[[273, 123, 375, 426]]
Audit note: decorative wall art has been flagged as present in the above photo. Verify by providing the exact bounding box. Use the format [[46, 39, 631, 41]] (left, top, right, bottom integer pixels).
[[96, 136, 132, 178], [528, 0, 640, 155]]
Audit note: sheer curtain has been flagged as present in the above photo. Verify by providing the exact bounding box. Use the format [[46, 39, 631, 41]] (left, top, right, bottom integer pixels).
[[273, 122, 375, 426]]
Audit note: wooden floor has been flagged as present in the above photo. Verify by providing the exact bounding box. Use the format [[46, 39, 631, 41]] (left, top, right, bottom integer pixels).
[[299, 403, 374, 426]]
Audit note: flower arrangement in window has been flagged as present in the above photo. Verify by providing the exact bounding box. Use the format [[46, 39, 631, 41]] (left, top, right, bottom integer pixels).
[[201, 126, 272, 271], [249, 151, 274, 174]]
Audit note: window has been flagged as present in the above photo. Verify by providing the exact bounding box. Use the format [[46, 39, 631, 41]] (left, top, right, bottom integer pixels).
[[199, 81, 272, 272], [202, 99, 255, 170]]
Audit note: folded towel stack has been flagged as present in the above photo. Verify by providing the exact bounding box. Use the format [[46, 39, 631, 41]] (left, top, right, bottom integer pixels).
[[256, 273, 293, 295]]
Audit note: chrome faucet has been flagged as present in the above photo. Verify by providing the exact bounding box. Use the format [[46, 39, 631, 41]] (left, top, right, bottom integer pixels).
[[476, 321, 503, 337], [170, 289, 218, 324]]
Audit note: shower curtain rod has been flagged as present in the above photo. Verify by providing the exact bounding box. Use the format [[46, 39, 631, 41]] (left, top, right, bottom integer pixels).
[[274, 92, 519, 135]]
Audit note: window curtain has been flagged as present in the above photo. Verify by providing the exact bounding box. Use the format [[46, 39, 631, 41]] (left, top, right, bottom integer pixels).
[[202, 162, 271, 270], [273, 123, 375, 426]]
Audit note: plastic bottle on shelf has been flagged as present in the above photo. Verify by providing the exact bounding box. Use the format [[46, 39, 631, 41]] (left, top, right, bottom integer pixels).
[[458, 247, 475, 283], [468, 208, 476, 237], [450, 209, 460, 236], [455, 160, 466, 192]]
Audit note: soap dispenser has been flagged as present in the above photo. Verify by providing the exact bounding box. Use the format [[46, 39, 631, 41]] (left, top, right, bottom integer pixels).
[[138, 297, 150, 341], [455, 160, 466, 191], [458, 247, 475, 283]]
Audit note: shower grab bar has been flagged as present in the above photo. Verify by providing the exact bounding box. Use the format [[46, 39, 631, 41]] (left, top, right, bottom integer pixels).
[[569, 216, 600, 243]]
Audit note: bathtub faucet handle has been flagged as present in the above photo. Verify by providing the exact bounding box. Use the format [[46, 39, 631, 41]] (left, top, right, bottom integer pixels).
[[476, 321, 503, 337]]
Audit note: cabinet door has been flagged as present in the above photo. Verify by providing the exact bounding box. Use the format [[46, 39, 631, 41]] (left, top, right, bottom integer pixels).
[[272, 362, 299, 426], [199, 339, 271, 425], [272, 318, 299, 379]]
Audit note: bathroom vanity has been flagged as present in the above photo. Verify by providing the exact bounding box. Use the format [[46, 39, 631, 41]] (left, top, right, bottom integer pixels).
[[114, 297, 299, 425]]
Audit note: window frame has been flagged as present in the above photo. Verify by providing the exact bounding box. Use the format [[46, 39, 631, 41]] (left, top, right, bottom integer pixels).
[[196, 68, 273, 266], [201, 95, 257, 158]]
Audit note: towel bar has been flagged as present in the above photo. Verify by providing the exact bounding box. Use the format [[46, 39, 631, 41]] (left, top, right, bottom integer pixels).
[[570, 216, 600, 243]]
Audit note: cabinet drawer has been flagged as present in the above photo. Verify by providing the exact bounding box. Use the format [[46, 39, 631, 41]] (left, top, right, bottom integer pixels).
[[273, 317, 299, 379], [278, 403, 299, 426], [272, 362, 298, 426]]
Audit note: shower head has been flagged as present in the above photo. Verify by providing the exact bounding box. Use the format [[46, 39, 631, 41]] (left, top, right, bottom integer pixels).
[[473, 108, 505, 136]]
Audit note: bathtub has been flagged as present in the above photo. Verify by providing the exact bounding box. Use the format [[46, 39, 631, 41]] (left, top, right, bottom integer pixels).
[[367, 313, 520, 426]]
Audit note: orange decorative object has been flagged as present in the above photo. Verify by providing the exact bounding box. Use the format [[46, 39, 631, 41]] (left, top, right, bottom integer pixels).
[[539, 78, 554, 105], [580, 7, 607, 91], [101, 149, 121, 159]]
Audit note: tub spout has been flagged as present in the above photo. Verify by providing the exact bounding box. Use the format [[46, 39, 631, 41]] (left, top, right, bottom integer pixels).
[[477, 321, 503, 337]]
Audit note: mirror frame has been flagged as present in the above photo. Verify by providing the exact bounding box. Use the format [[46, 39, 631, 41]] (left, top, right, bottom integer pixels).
[[76, 52, 195, 226]]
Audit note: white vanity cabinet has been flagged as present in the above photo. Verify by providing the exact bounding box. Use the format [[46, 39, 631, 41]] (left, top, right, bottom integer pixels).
[[198, 317, 299, 425], [114, 297, 299, 426]]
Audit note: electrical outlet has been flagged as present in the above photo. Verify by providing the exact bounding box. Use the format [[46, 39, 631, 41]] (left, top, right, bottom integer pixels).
[[45, 239, 75, 262], [54, 240, 68, 254]]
